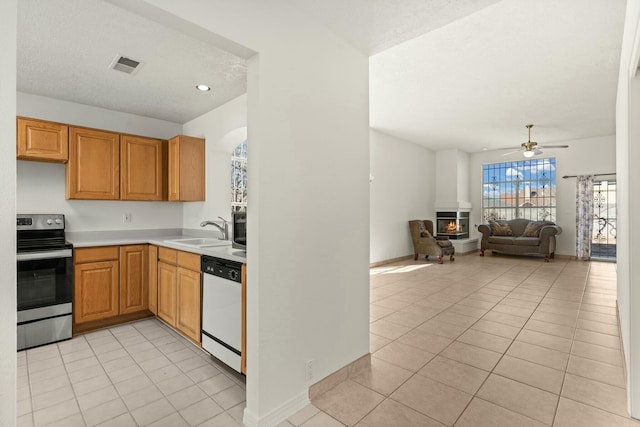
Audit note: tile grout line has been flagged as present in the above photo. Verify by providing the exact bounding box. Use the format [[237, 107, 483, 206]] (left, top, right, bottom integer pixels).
[[550, 261, 589, 426], [448, 260, 559, 426], [363, 259, 550, 426]]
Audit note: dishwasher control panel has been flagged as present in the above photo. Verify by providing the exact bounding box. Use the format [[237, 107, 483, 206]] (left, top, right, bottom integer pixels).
[[201, 255, 242, 283]]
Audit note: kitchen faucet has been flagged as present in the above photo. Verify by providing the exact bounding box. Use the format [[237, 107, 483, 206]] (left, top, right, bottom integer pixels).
[[200, 217, 229, 240]]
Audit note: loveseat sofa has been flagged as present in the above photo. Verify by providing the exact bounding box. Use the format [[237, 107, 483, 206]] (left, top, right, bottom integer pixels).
[[478, 219, 562, 262]]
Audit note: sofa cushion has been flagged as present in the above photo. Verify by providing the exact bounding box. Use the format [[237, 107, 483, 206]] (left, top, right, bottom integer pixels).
[[522, 221, 555, 237], [489, 221, 513, 236], [488, 236, 515, 245], [514, 237, 542, 246]]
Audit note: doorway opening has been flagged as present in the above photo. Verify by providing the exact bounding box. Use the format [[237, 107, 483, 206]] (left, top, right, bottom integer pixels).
[[591, 180, 616, 260]]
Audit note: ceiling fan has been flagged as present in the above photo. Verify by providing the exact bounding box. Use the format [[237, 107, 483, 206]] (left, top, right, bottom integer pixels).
[[501, 124, 569, 158]]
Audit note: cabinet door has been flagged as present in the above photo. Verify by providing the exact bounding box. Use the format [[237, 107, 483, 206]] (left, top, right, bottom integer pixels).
[[157, 261, 177, 327], [17, 117, 69, 163], [176, 267, 201, 343], [74, 260, 119, 323], [67, 127, 120, 200], [119, 245, 148, 314], [168, 135, 205, 201], [121, 135, 166, 201], [148, 245, 158, 315]]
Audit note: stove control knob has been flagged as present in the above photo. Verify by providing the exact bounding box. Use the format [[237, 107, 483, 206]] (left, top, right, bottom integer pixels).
[[46, 219, 53, 225]]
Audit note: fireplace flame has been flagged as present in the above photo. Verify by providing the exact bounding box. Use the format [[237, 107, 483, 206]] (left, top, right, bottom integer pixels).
[[447, 221, 463, 233]]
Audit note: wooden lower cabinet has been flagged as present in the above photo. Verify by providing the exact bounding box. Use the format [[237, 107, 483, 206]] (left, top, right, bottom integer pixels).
[[74, 245, 151, 332], [176, 267, 201, 343], [154, 248, 202, 344], [119, 245, 148, 314], [74, 245, 203, 344], [74, 260, 119, 323], [148, 245, 158, 315], [157, 261, 178, 326]]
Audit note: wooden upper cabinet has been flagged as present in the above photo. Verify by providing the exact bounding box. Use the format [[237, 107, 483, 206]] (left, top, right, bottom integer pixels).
[[66, 127, 120, 200], [168, 135, 205, 201], [119, 245, 149, 315], [121, 135, 166, 201], [17, 117, 69, 163]]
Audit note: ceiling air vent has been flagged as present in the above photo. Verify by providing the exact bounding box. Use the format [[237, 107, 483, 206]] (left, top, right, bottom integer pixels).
[[109, 54, 144, 75]]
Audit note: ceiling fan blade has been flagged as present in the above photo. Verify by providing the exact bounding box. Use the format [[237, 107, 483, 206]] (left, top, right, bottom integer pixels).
[[501, 149, 522, 156], [538, 145, 569, 149]]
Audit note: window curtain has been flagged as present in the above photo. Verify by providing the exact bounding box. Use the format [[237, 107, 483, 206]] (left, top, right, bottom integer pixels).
[[576, 175, 594, 260]]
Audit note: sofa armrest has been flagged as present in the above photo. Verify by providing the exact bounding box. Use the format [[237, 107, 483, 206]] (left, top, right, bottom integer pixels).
[[540, 225, 562, 239], [478, 224, 491, 239], [539, 225, 562, 254]]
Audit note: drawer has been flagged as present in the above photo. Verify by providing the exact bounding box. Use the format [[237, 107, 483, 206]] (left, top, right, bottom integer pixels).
[[74, 246, 119, 263], [177, 250, 201, 271], [158, 247, 177, 264]]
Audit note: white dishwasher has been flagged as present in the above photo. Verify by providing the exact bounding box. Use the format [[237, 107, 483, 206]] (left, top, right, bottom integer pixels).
[[201, 255, 243, 373]]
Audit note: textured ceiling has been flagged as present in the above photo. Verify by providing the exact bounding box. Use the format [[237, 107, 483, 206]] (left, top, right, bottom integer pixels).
[[17, 0, 247, 124], [285, 0, 502, 55], [369, 0, 626, 152], [17, 0, 625, 152]]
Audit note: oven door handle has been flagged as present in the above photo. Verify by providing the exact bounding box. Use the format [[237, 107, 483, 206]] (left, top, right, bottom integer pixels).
[[16, 249, 73, 261]]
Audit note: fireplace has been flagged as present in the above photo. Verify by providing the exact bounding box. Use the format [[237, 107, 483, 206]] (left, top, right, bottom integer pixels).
[[436, 211, 470, 239]]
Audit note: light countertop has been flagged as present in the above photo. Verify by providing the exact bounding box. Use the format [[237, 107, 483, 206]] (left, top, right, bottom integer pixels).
[[66, 228, 247, 263]]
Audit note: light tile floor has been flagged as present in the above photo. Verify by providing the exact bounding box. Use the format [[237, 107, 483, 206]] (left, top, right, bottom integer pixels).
[[282, 254, 640, 427], [17, 318, 246, 427], [17, 254, 640, 427]]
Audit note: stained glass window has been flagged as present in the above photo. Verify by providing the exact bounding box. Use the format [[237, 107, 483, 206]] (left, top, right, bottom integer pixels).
[[482, 158, 556, 222], [231, 140, 247, 212]]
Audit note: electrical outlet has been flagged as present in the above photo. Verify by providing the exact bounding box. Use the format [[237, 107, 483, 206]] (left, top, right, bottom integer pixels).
[[122, 213, 132, 223], [305, 360, 313, 381]]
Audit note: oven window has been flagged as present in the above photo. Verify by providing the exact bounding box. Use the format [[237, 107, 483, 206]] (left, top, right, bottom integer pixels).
[[17, 257, 72, 311]]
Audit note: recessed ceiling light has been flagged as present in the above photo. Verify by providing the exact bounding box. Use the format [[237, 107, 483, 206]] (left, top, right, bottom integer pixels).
[[195, 84, 211, 92]]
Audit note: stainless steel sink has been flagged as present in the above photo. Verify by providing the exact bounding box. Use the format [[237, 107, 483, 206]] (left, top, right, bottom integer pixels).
[[165, 238, 231, 248]]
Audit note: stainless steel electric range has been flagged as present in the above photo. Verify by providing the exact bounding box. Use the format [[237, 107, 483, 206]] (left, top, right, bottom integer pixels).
[[17, 214, 73, 350]]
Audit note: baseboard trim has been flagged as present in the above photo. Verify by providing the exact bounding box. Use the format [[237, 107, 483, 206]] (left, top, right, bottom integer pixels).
[[309, 353, 371, 400], [243, 390, 309, 427], [370, 255, 412, 268]]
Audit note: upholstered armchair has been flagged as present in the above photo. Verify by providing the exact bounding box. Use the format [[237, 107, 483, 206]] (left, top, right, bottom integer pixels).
[[408, 220, 455, 264]]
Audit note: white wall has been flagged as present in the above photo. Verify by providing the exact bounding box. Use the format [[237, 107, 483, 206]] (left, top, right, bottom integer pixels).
[[114, 3, 371, 426], [434, 149, 471, 210], [469, 135, 616, 256], [370, 130, 435, 263], [0, 1, 17, 424], [435, 149, 459, 207], [16, 92, 185, 231], [616, 0, 640, 416], [182, 94, 247, 230]]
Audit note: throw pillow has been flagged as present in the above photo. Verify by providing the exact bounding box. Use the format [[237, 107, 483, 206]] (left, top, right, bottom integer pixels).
[[522, 221, 555, 237], [489, 221, 513, 236], [417, 221, 431, 237]]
